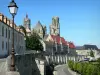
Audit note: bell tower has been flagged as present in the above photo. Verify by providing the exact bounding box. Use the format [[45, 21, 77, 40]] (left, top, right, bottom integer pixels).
[[50, 16, 60, 36], [23, 14, 31, 30]]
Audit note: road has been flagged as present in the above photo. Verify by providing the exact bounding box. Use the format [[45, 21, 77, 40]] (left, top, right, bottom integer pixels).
[[55, 65, 73, 75]]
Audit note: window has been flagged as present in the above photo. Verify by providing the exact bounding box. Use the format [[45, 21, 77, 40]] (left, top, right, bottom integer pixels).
[[2, 26, 4, 36], [6, 28, 7, 38], [8, 30, 10, 39], [6, 42, 7, 50], [2, 41, 4, 50]]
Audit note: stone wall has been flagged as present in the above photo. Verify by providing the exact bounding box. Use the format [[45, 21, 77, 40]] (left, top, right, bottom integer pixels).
[[6, 53, 46, 75], [15, 54, 42, 75]]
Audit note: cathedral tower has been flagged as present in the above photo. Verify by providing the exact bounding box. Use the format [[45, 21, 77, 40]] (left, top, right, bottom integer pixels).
[[50, 16, 60, 36], [23, 14, 31, 30]]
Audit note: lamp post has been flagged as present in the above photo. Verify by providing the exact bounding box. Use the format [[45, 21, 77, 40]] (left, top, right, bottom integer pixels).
[[8, 0, 18, 71]]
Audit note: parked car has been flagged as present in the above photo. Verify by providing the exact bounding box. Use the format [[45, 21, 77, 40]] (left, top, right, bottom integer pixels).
[[84, 58, 90, 61]]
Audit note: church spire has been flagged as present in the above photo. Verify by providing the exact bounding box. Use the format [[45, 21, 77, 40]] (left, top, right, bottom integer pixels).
[[26, 13, 28, 18]]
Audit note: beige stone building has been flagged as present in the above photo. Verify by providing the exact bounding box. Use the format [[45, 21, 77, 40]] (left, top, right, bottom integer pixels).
[[76, 45, 100, 59], [0, 13, 25, 58]]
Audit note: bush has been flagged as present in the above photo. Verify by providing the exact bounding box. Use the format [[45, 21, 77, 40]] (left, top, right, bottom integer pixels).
[[73, 62, 77, 71], [68, 60, 74, 70], [91, 65, 98, 75], [76, 63, 83, 74], [86, 64, 94, 75], [82, 63, 88, 75], [68, 60, 100, 75]]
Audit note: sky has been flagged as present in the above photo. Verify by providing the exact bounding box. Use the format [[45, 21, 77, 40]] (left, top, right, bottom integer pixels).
[[0, 0, 100, 48]]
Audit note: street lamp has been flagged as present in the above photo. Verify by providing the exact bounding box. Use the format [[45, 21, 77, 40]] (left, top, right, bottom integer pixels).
[[8, 0, 18, 71]]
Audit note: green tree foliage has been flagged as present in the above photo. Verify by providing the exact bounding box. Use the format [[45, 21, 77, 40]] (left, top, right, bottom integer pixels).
[[90, 50, 94, 57], [68, 60, 74, 70], [76, 63, 83, 74], [19, 25, 27, 37], [86, 64, 94, 75], [97, 58, 100, 70], [82, 63, 88, 75], [19, 26, 43, 51], [68, 60, 100, 75], [26, 30, 43, 51], [73, 62, 77, 71]]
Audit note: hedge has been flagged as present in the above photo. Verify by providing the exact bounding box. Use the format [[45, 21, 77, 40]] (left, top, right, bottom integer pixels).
[[68, 60, 100, 75]]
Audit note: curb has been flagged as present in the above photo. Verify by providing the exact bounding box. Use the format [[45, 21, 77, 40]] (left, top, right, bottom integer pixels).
[[67, 67, 81, 75]]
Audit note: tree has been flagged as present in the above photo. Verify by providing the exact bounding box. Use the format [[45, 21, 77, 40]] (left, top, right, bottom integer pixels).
[[19, 25, 27, 37], [26, 30, 43, 51], [90, 50, 94, 57]]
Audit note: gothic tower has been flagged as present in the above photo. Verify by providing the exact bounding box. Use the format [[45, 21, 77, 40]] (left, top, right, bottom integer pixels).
[[50, 16, 60, 36], [23, 14, 31, 30]]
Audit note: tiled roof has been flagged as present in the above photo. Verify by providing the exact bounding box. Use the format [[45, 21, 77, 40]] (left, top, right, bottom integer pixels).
[[50, 35, 75, 49], [51, 35, 66, 45], [68, 42, 76, 49]]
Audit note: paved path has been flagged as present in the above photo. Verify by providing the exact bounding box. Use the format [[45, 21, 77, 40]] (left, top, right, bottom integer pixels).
[[55, 65, 72, 75]]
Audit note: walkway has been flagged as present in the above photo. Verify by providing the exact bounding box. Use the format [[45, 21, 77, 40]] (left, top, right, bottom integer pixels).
[[55, 65, 72, 75]]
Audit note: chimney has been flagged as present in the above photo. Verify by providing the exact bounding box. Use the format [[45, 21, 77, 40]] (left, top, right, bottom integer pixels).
[[10, 20, 13, 27], [4, 16, 7, 24], [7, 19, 10, 25], [0, 13, 4, 21]]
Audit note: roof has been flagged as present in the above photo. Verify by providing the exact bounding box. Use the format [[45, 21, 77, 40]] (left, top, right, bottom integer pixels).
[[50, 35, 75, 49], [76, 45, 99, 50], [34, 21, 43, 29], [68, 42, 76, 49], [84, 44, 98, 50]]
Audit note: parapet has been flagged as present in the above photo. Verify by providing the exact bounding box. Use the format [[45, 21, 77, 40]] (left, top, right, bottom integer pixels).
[[0, 12, 24, 35]]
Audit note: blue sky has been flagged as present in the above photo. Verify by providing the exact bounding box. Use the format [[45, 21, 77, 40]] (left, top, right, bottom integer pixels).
[[0, 0, 100, 48]]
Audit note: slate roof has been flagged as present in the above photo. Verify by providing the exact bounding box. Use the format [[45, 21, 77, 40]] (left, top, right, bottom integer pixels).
[[84, 44, 98, 50], [76, 45, 99, 50], [34, 21, 43, 30]]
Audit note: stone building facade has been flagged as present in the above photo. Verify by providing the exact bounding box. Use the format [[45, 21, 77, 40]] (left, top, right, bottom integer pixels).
[[76, 45, 100, 59], [0, 13, 25, 58], [23, 15, 76, 62], [33, 21, 47, 39]]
